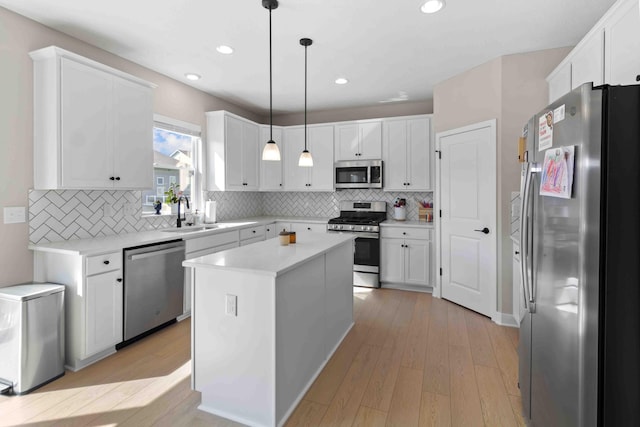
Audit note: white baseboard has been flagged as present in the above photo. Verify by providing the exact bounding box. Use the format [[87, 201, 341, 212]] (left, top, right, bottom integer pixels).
[[493, 311, 519, 328], [381, 283, 433, 294]]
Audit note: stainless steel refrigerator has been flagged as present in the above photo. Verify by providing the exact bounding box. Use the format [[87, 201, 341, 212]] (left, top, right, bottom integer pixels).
[[519, 83, 640, 426]]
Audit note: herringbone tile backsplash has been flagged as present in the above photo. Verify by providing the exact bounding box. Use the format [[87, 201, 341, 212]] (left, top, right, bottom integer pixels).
[[30, 189, 431, 244], [262, 190, 432, 220]]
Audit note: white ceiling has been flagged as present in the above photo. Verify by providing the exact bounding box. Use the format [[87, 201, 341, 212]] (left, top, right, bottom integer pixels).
[[0, 0, 616, 115]]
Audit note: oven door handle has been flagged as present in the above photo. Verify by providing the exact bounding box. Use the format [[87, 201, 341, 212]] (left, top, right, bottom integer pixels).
[[327, 230, 379, 239]]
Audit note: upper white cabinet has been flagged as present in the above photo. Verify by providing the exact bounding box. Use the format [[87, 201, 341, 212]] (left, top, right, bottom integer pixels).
[[30, 46, 155, 190], [547, 0, 640, 102], [383, 115, 432, 191], [570, 30, 604, 90], [335, 120, 382, 161], [207, 111, 260, 191], [605, 0, 640, 85], [283, 125, 334, 191], [547, 62, 572, 105], [259, 125, 284, 191]]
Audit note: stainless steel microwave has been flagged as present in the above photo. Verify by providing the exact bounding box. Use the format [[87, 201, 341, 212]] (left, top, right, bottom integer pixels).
[[335, 160, 383, 189]]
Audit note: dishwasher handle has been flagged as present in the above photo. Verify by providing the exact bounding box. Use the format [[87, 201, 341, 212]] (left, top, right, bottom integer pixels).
[[128, 246, 184, 261]]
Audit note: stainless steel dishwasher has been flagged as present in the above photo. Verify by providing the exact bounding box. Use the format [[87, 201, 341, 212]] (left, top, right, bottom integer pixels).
[[122, 239, 185, 343]]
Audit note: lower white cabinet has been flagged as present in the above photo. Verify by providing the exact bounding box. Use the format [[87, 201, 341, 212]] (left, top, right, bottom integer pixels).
[[380, 226, 432, 288], [33, 250, 124, 371], [290, 222, 326, 234], [86, 270, 123, 356], [277, 221, 327, 234], [265, 223, 277, 239]]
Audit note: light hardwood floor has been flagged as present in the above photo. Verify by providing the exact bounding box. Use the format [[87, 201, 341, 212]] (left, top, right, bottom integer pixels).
[[0, 288, 524, 427]]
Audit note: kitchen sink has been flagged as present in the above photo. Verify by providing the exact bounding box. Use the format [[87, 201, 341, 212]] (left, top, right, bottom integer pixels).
[[161, 224, 219, 233]]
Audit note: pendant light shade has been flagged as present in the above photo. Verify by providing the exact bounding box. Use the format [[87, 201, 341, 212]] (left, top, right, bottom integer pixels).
[[261, 0, 281, 161], [298, 38, 313, 167]]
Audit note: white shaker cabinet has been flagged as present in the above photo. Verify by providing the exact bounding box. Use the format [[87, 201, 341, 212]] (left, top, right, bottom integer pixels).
[[547, 62, 572, 104], [380, 226, 432, 288], [547, 0, 640, 103], [570, 30, 605, 91], [605, 0, 640, 86], [207, 111, 260, 191], [335, 120, 382, 161], [33, 249, 124, 371], [283, 125, 334, 191], [260, 126, 285, 191], [30, 46, 155, 190], [383, 115, 432, 191], [85, 269, 123, 357]]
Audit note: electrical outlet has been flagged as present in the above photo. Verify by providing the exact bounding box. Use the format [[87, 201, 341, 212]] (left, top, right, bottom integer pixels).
[[225, 294, 237, 316], [3, 207, 26, 224]]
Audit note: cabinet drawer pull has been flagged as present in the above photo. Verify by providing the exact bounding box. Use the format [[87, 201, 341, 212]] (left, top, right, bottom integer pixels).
[[103, 260, 110, 265]]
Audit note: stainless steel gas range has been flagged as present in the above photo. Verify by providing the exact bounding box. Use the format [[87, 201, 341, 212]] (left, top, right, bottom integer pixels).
[[327, 201, 386, 288]]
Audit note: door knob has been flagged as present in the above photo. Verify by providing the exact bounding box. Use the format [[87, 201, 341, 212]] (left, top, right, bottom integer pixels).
[[474, 227, 490, 234]]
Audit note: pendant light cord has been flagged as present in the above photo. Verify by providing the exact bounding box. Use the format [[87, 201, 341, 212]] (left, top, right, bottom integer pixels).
[[269, 6, 273, 142], [304, 43, 307, 151]]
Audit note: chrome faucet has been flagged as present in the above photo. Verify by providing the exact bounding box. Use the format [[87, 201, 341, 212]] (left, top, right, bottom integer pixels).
[[176, 196, 190, 228]]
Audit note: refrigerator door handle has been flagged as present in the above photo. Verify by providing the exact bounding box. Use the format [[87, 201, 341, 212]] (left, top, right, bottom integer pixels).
[[521, 164, 536, 313]]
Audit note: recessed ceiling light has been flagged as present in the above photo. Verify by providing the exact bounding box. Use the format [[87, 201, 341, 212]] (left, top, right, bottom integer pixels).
[[216, 45, 234, 54], [184, 73, 201, 81], [335, 78, 349, 85], [421, 0, 445, 13]]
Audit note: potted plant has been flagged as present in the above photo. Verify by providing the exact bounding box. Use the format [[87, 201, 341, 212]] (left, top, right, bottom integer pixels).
[[164, 183, 183, 214]]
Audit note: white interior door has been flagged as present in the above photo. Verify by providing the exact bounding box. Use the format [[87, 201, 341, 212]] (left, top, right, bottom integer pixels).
[[437, 120, 496, 318]]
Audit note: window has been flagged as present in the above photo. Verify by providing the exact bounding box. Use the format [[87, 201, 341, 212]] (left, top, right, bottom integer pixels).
[[142, 115, 202, 215]]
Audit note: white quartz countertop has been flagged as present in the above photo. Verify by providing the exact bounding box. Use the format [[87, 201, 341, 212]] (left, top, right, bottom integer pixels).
[[183, 232, 354, 277], [381, 219, 434, 228], [29, 216, 331, 256]]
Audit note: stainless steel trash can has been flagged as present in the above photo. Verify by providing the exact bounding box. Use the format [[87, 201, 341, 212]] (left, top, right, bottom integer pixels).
[[0, 283, 65, 395]]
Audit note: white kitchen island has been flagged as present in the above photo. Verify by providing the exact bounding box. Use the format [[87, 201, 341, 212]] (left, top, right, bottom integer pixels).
[[183, 233, 354, 427]]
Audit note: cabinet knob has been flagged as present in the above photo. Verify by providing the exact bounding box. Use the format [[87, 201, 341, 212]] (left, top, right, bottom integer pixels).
[[115, 177, 121, 181], [103, 260, 110, 265], [279, 183, 282, 186], [109, 177, 115, 181], [515, 251, 520, 255], [636, 75, 640, 82], [307, 227, 311, 230], [402, 232, 407, 235], [116, 278, 123, 283], [252, 230, 256, 233]]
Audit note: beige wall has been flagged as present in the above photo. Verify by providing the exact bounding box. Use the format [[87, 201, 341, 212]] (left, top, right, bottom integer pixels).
[[0, 7, 261, 287], [273, 100, 432, 126], [433, 47, 571, 316]]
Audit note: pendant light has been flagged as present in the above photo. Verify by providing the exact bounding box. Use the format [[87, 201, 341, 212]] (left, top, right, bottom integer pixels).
[[298, 38, 313, 167], [261, 0, 281, 161]]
